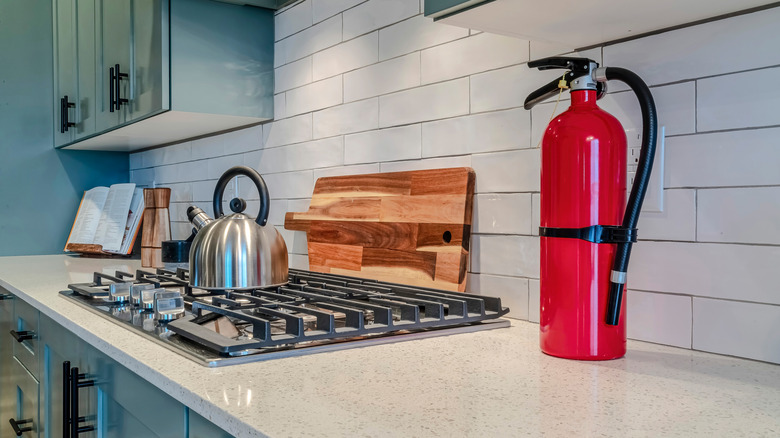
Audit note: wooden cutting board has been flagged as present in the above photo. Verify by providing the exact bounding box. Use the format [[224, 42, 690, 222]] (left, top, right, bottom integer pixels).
[[284, 167, 475, 291]]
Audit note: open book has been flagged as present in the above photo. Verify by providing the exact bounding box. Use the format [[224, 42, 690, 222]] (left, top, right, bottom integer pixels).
[[65, 183, 145, 255]]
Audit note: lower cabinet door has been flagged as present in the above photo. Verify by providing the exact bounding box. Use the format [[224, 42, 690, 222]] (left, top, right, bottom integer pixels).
[[8, 357, 39, 438], [0, 292, 15, 427], [188, 410, 234, 438], [87, 344, 186, 438]]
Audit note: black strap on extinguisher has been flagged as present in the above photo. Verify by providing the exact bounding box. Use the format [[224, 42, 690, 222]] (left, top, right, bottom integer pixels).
[[539, 225, 637, 244]]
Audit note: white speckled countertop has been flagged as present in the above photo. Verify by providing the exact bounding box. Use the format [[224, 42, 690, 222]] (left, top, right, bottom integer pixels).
[[1, 255, 779, 437]]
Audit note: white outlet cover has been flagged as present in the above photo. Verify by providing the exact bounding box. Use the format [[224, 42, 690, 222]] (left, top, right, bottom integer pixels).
[[639, 126, 665, 213]]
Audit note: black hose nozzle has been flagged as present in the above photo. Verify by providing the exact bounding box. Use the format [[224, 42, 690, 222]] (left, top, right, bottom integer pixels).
[[605, 282, 625, 326]]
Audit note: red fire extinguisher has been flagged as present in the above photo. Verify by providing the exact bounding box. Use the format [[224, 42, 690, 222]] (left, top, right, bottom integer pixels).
[[523, 57, 657, 360]]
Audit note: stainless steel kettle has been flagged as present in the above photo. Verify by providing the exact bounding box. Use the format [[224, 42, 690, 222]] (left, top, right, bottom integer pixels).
[[186, 166, 288, 289]]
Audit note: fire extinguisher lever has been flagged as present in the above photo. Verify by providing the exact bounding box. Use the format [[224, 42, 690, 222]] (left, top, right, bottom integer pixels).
[[524, 57, 605, 110]]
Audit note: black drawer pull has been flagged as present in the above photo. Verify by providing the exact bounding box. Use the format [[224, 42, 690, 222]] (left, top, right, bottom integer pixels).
[[9, 418, 33, 436], [0, 294, 12, 300], [9, 330, 35, 343]]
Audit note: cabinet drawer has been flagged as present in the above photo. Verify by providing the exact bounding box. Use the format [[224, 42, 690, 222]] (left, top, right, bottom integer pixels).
[[7, 357, 39, 438], [12, 299, 39, 378]]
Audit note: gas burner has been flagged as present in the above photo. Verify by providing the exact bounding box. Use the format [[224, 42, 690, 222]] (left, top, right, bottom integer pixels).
[[62, 269, 510, 367]]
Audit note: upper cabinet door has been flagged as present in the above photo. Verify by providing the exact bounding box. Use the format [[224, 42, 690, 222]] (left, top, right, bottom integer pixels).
[[53, 0, 77, 146], [96, 0, 132, 132], [129, 0, 168, 122], [74, 0, 97, 140]]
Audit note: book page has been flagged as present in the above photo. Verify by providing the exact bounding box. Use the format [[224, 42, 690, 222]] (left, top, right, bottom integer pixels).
[[65, 187, 110, 246], [112, 188, 145, 255], [93, 183, 136, 252]]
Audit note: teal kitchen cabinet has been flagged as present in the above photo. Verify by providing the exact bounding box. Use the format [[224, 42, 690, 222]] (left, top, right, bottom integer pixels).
[[424, 0, 492, 19], [54, 0, 274, 152], [0, 291, 15, 432], [9, 358, 39, 437], [36, 311, 232, 437], [53, 0, 99, 147]]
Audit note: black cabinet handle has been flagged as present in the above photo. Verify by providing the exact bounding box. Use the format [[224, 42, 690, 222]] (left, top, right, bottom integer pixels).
[[0, 294, 12, 300], [59, 96, 76, 133], [112, 63, 128, 111], [8, 418, 32, 436], [9, 330, 35, 343], [62, 362, 95, 437], [109, 67, 115, 113]]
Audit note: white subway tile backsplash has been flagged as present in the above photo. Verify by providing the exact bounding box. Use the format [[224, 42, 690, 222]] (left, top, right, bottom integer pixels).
[[275, 0, 312, 41], [274, 56, 312, 93], [274, 94, 286, 120], [191, 180, 217, 203], [629, 241, 780, 305], [378, 15, 468, 61], [421, 33, 528, 84], [467, 273, 529, 320], [693, 298, 780, 364], [603, 7, 780, 87], [626, 290, 692, 349], [698, 187, 780, 245], [277, 227, 309, 255], [276, 15, 342, 66], [470, 235, 539, 278], [471, 149, 540, 193], [313, 98, 379, 139], [344, 52, 420, 102], [697, 67, 780, 132], [422, 108, 530, 158], [378, 155, 471, 173], [312, 0, 365, 24], [129, 152, 143, 170], [638, 189, 696, 242], [221, 126, 263, 155], [598, 82, 696, 137], [206, 155, 241, 180], [245, 137, 344, 174], [286, 76, 343, 117], [470, 64, 553, 113], [287, 198, 311, 214], [289, 253, 310, 270], [263, 170, 315, 199], [472, 194, 532, 235], [312, 32, 378, 81], [528, 279, 539, 323], [263, 114, 313, 149], [343, 0, 419, 41], [531, 193, 539, 236], [664, 128, 780, 188], [190, 136, 225, 161], [344, 124, 420, 164], [165, 182, 193, 203], [379, 78, 469, 127], [313, 163, 380, 180]]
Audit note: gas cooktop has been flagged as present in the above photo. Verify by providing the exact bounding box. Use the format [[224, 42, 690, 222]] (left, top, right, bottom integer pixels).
[[62, 268, 510, 367]]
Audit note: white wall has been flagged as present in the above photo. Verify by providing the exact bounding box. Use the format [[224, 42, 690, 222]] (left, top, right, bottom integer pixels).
[[130, 1, 780, 364]]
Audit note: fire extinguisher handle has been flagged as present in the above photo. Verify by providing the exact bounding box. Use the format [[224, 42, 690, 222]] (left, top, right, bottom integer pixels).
[[528, 56, 594, 72]]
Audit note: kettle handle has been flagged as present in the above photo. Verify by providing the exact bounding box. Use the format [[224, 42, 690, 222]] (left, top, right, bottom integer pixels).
[[213, 166, 271, 226]]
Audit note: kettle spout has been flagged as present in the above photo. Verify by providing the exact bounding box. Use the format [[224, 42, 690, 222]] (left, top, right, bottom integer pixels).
[[187, 206, 213, 231]]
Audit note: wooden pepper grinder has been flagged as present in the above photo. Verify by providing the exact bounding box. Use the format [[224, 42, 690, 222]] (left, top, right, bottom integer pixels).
[[141, 188, 171, 268]]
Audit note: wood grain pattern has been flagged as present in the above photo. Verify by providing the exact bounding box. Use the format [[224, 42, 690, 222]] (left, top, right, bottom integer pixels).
[[307, 242, 363, 271], [142, 188, 171, 268], [285, 167, 475, 292]]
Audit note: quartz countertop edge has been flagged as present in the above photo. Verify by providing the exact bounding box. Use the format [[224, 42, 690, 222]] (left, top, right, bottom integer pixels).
[[1, 255, 779, 438]]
